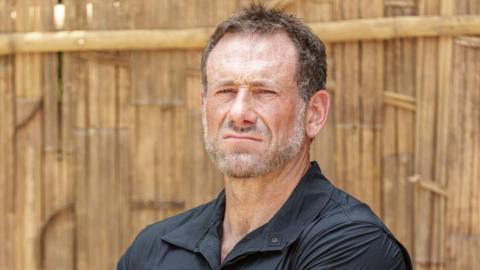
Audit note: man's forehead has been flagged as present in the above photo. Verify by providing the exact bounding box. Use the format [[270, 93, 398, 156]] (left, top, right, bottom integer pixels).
[[206, 32, 298, 85], [208, 32, 297, 61], [206, 60, 296, 91]]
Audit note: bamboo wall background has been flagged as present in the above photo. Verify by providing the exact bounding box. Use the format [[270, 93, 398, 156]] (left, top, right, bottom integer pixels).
[[0, 0, 479, 269]]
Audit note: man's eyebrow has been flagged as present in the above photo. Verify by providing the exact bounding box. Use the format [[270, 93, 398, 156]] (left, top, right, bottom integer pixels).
[[210, 79, 277, 92], [250, 80, 271, 87], [209, 79, 276, 90], [210, 79, 236, 89]]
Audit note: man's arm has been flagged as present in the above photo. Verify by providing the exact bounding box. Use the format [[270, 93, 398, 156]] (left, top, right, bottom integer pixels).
[[292, 222, 411, 270]]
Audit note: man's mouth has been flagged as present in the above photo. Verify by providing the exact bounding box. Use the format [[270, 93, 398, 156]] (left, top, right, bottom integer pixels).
[[223, 134, 262, 142]]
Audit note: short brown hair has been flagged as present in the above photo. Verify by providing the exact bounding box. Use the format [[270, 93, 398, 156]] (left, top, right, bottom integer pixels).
[[201, 4, 327, 101]]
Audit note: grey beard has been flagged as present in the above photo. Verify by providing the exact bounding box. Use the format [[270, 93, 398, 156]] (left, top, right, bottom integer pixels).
[[202, 103, 305, 178]]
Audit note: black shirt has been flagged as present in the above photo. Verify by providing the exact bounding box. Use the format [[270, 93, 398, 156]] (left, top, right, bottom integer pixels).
[[117, 162, 412, 269]]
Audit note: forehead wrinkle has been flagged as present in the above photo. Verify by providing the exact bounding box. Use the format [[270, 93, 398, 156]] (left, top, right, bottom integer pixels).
[[210, 32, 296, 67], [208, 60, 277, 86], [206, 32, 298, 91], [209, 77, 276, 90]]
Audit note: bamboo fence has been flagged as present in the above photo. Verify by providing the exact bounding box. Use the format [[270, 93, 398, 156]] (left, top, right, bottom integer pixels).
[[0, 0, 479, 270], [1, 15, 480, 54]]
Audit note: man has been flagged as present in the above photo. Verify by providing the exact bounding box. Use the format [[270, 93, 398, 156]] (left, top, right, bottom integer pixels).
[[117, 4, 412, 269]]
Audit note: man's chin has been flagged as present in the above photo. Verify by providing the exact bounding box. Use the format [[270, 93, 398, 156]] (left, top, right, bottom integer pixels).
[[217, 154, 266, 178], [221, 166, 262, 179]]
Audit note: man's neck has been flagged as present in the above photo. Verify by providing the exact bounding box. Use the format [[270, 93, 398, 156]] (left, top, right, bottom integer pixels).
[[220, 150, 310, 262]]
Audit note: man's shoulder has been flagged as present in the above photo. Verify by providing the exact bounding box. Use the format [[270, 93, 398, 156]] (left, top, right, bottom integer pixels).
[[322, 186, 386, 227], [292, 184, 411, 269], [304, 185, 399, 246], [136, 198, 217, 241], [117, 198, 218, 269]]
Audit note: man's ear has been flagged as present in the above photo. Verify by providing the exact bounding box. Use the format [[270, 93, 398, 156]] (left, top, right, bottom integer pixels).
[[305, 90, 330, 139]]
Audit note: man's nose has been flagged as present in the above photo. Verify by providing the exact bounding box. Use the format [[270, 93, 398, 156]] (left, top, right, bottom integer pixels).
[[228, 90, 257, 127]]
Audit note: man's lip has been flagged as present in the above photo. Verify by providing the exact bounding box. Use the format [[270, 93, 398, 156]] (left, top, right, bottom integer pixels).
[[223, 134, 262, 142]]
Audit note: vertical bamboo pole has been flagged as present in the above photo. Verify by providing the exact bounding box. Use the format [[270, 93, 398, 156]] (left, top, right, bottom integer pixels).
[[414, 0, 453, 269], [430, 1, 454, 269], [13, 1, 55, 270], [306, 0, 338, 182], [60, 10, 88, 270], [330, 0, 383, 214], [0, 54, 15, 270], [382, 2, 416, 255], [130, 0, 165, 237], [40, 0, 77, 268], [61, 1, 132, 269], [445, 2, 480, 270], [0, 1, 15, 269], [446, 36, 480, 270], [359, 0, 384, 214]]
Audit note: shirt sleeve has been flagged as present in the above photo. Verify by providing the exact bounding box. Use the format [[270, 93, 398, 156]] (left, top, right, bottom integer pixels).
[[292, 222, 409, 270]]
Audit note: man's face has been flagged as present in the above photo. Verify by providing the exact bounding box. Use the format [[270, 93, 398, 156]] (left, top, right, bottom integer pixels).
[[202, 32, 306, 178]]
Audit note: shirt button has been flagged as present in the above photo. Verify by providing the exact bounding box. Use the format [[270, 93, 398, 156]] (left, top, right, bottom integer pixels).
[[271, 237, 279, 243]]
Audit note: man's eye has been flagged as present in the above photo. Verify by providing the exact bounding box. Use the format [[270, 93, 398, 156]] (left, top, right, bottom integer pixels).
[[217, 89, 236, 94], [256, 90, 276, 96]]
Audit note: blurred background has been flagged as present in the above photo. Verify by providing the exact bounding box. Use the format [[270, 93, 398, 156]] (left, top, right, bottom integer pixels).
[[0, 0, 479, 269]]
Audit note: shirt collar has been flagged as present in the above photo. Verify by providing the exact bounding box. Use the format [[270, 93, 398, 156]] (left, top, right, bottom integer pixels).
[[264, 161, 334, 241], [223, 161, 334, 262], [161, 191, 225, 252], [162, 162, 334, 262]]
